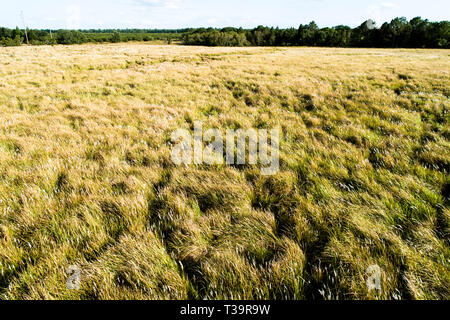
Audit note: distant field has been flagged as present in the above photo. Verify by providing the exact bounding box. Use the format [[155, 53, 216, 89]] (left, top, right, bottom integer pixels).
[[0, 44, 448, 299]]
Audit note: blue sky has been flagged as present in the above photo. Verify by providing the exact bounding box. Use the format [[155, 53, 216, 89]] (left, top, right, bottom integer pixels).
[[1, 0, 449, 29]]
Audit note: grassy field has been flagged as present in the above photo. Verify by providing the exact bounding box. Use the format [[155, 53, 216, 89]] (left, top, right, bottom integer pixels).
[[0, 44, 449, 300]]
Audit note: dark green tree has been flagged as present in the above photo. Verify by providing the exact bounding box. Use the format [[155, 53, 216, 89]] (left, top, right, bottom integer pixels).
[[111, 31, 121, 43]]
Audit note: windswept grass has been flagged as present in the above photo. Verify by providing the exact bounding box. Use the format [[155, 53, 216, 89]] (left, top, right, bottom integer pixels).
[[0, 44, 449, 300]]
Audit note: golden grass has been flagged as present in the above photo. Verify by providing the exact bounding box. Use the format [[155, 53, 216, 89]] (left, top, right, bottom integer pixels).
[[0, 43, 449, 299]]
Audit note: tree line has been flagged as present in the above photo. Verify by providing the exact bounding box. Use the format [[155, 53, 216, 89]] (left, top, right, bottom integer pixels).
[[0, 28, 183, 46], [183, 17, 449, 48], [1, 17, 448, 48]]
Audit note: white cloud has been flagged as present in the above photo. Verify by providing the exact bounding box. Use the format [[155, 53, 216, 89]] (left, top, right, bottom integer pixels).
[[381, 2, 397, 8], [133, 0, 181, 9], [366, 1, 399, 24]]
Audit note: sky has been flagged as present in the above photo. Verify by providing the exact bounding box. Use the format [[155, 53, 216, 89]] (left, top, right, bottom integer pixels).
[[1, 0, 449, 30]]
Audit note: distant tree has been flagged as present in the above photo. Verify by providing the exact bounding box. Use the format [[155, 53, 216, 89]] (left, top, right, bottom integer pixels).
[[409, 17, 429, 48], [380, 17, 410, 47], [11, 27, 23, 40], [297, 25, 312, 46], [111, 31, 121, 43], [428, 21, 450, 48], [351, 20, 377, 47], [333, 25, 352, 47], [56, 30, 87, 44], [308, 21, 319, 31], [1, 35, 22, 46], [0, 27, 12, 39]]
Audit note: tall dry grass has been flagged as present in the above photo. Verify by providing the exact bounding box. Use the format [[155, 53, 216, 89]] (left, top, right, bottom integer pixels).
[[0, 44, 448, 299]]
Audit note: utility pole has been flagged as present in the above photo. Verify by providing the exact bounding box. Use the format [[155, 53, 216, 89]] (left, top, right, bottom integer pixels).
[[21, 11, 29, 45]]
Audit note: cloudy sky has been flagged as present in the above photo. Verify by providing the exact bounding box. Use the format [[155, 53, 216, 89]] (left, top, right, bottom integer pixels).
[[1, 0, 448, 30]]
